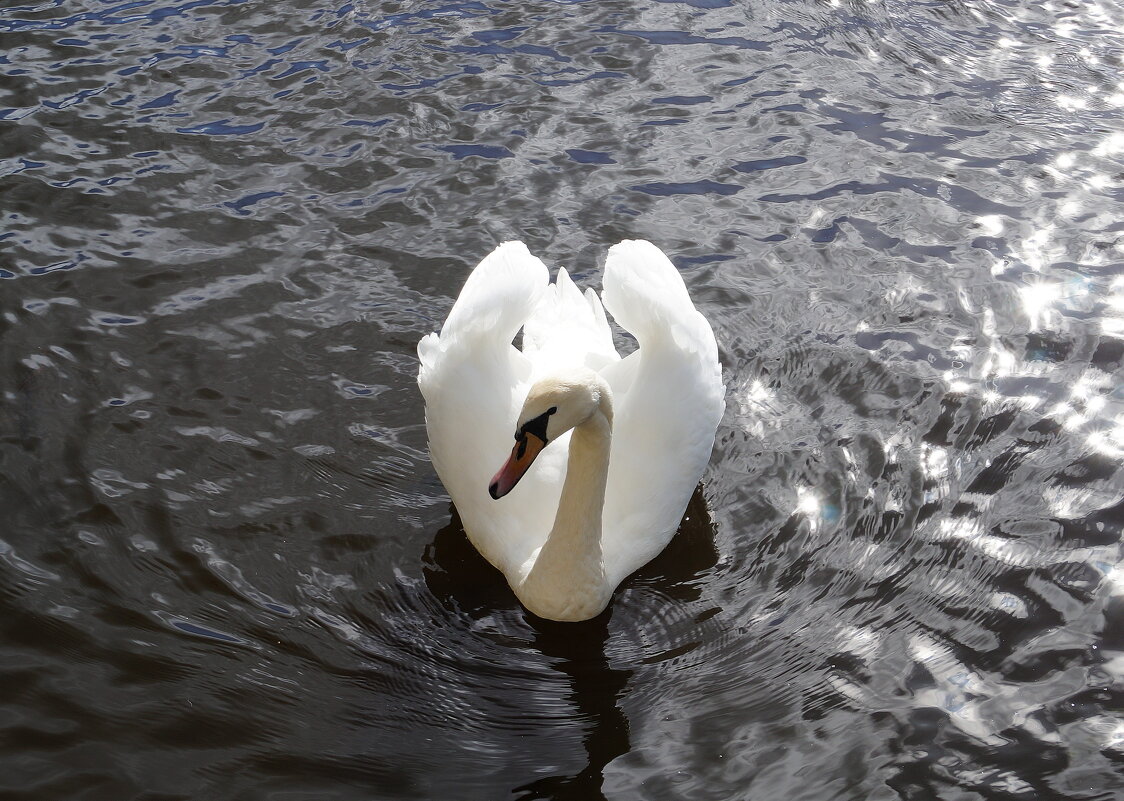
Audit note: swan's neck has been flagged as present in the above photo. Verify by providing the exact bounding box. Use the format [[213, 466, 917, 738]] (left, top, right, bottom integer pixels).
[[518, 409, 612, 621]]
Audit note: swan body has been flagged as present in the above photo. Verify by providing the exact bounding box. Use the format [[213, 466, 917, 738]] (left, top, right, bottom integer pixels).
[[417, 240, 724, 621]]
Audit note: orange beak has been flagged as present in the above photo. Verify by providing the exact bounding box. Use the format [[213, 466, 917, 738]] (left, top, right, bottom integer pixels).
[[488, 433, 546, 499]]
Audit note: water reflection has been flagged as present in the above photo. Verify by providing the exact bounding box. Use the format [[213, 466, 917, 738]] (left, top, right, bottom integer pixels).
[[422, 488, 718, 799], [514, 618, 631, 801], [2, 0, 1123, 797]]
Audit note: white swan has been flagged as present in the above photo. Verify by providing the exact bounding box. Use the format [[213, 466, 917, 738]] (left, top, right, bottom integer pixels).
[[417, 240, 724, 621]]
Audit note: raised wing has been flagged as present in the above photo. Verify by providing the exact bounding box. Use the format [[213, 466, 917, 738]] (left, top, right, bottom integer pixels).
[[598, 240, 725, 585], [418, 242, 555, 575]]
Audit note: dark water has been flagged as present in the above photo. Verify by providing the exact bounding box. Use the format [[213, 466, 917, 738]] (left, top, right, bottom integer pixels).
[[2, 0, 1123, 798]]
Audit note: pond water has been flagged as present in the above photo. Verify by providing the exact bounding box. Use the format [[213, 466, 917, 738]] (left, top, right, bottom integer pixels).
[[2, 0, 1123, 799]]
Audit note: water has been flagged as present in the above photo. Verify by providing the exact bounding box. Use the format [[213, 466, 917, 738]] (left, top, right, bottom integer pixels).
[[2, 0, 1123, 798]]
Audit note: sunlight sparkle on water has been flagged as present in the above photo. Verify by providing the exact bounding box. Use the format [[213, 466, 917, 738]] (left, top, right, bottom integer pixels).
[[744, 379, 771, 404], [1015, 226, 1054, 272], [1069, 371, 1110, 401], [1020, 281, 1060, 331], [1105, 278, 1124, 336], [976, 215, 1003, 237], [1062, 412, 1087, 431], [943, 372, 971, 394], [796, 488, 820, 516], [1087, 424, 1124, 459]]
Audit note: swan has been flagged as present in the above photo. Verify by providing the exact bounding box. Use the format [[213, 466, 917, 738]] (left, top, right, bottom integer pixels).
[[417, 240, 724, 621]]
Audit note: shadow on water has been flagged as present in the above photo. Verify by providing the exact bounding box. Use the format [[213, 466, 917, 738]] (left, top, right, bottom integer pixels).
[[421, 487, 719, 800], [512, 616, 631, 801]]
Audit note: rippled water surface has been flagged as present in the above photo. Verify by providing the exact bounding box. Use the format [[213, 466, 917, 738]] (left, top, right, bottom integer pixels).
[[3, 0, 1124, 798]]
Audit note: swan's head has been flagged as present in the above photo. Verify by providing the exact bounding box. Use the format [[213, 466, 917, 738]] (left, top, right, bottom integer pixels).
[[488, 369, 612, 500]]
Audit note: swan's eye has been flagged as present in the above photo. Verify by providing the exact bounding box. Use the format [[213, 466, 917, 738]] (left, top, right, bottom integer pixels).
[[516, 406, 556, 445]]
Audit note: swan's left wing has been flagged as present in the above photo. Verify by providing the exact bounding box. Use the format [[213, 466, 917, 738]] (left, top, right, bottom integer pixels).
[[598, 240, 725, 585], [418, 242, 555, 575]]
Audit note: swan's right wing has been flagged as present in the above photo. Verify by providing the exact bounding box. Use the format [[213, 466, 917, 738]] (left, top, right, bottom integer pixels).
[[418, 242, 555, 575], [598, 240, 725, 585]]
